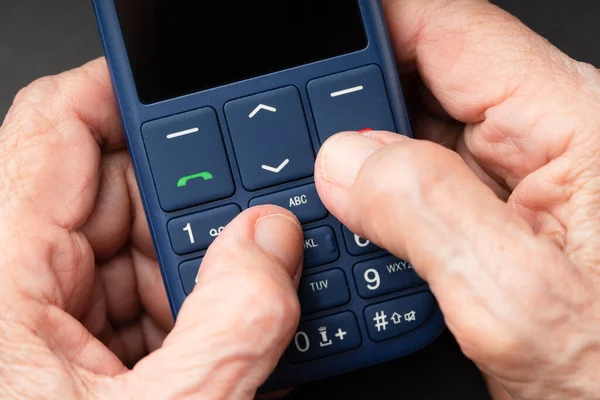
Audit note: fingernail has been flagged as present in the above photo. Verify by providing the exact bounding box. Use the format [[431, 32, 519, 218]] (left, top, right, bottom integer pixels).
[[254, 214, 303, 277], [319, 132, 384, 187]]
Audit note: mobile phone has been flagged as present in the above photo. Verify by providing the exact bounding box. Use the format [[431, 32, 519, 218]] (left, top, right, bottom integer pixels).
[[91, 0, 445, 392]]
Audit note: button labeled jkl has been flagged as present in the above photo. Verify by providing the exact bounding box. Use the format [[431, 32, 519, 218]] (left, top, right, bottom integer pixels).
[[303, 226, 340, 268], [168, 205, 241, 255]]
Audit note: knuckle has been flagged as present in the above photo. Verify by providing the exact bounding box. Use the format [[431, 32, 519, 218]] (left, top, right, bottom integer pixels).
[[13, 75, 59, 107], [359, 139, 462, 206]]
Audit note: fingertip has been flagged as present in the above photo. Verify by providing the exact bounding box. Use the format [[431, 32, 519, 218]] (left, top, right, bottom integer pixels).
[[198, 205, 304, 284]]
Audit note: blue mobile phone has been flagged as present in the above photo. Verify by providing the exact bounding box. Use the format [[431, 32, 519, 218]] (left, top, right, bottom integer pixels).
[[91, 0, 445, 392]]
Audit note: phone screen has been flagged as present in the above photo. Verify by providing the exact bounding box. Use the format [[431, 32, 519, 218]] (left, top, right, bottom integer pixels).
[[114, 1, 368, 104]]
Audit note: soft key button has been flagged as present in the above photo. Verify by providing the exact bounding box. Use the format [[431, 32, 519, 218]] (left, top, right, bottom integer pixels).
[[307, 65, 397, 143], [225, 86, 315, 191], [168, 204, 241, 255], [142, 107, 235, 212]]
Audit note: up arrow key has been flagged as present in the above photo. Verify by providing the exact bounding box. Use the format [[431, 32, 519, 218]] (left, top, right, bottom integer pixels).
[[249, 104, 277, 119]]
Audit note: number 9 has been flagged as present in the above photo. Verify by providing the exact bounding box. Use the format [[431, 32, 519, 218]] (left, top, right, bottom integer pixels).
[[364, 268, 380, 290]]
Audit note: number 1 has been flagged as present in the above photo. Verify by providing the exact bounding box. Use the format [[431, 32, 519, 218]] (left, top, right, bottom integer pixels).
[[183, 223, 195, 244]]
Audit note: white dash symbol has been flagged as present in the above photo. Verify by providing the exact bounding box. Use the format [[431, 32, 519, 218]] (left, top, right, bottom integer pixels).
[[331, 86, 364, 98], [167, 127, 199, 139]]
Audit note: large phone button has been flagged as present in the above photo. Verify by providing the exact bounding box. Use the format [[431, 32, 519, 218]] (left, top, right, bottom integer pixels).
[[286, 312, 362, 364], [142, 107, 235, 212], [307, 64, 397, 143], [225, 86, 315, 191], [364, 292, 436, 342], [249, 184, 328, 224], [168, 204, 241, 255], [353, 255, 426, 299]]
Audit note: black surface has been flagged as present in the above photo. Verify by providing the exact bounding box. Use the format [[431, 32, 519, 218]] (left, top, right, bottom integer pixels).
[[0, 1, 599, 399]]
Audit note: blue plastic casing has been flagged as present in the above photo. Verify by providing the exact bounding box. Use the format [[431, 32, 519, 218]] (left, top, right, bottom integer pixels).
[[91, 0, 445, 393]]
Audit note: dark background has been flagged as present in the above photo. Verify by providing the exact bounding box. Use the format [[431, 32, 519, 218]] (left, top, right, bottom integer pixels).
[[0, 1, 598, 399]]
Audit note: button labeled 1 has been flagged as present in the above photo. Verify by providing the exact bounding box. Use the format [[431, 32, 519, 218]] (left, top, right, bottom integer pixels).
[[353, 255, 425, 299], [168, 205, 241, 255]]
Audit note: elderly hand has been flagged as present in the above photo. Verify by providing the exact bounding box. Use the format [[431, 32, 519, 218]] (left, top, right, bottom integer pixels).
[[2, 0, 600, 399], [0, 59, 305, 399], [314, 0, 600, 399]]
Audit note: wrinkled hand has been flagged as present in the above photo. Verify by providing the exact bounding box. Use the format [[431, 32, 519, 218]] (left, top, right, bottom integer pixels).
[[0, 60, 305, 398], [314, 1, 600, 399]]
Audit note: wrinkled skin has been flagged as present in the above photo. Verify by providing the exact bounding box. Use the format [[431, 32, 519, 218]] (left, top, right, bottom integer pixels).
[[1, 0, 600, 399]]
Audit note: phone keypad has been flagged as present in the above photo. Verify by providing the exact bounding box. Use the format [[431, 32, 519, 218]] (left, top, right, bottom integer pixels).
[[144, 64, 434, 365]]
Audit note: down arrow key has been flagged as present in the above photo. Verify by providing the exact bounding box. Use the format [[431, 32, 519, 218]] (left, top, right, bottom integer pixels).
[[262, 159, 290, 174]]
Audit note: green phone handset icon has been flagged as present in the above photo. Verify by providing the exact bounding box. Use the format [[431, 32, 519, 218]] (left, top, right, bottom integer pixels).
[[177, 172, 214, 188]]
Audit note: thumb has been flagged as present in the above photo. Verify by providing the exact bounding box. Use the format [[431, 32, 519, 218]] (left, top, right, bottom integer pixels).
[[118, 206, 304, 399]]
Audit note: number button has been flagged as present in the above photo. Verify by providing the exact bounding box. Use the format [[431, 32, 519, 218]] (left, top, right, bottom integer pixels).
[[353, 255, 426, 299], [286, 312, 361, 364], [303, 226, 340, 268], [298, 269, 350, 314], [168, 205, 241, 255], [249, 184, 328, 224], [179, 258, 203, 295], [342, 226, 381, 256]]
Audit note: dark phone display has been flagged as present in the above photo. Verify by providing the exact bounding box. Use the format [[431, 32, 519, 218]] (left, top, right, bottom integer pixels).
[[114, 1, 368, 104]]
